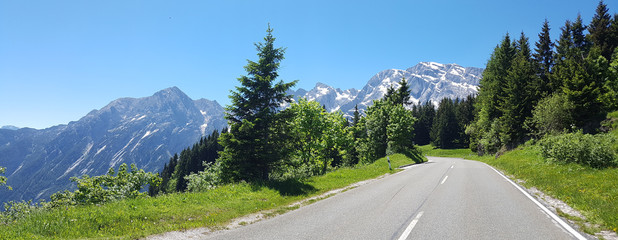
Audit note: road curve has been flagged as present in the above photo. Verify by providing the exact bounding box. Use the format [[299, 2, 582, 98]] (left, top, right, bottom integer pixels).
[[201, 156, 584, 240]]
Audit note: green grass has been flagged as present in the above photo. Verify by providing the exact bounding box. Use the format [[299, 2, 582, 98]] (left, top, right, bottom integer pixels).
[[0, 153, 422, 239], [420, 144, 618, 235]]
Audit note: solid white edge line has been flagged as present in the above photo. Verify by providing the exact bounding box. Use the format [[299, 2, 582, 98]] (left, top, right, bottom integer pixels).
[[440, 175, 448, 185], [398, 211, 424, 240], [488, 166, 587, 240]]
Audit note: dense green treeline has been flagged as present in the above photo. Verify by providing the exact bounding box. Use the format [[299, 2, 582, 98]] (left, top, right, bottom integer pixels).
[[469, 1, 618, 155], [408, 95, 475, 149]]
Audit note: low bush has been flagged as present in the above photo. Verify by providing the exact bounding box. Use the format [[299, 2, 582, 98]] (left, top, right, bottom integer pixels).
[[185, 161, 223, 192], [539, 131, 618, 168], [49, 163, 161, 206]]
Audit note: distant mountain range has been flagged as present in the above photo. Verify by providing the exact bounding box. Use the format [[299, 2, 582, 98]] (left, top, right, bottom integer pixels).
[[0, 62, 482, 204], [289, 62, 483, 117]]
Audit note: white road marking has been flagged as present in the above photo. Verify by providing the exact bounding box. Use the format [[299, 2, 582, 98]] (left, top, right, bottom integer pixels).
[[440, 176, 448, 185], [488, 166, 587, 240], [398, 211, 424, 240], [450, 165, 454, 169]]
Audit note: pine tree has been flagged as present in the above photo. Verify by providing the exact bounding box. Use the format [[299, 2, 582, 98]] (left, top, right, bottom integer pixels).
[[218, 25, 297, 181], [552, 20, 575, 92], [499, 32, 538, 147], [533, 19, 554, 96], [396, 77, 412, 106], [352, 104, 360, 126], [589, 0, 613, 60], [610, 14, 618, 60], [472, 33, 516, 153], [572, 14, 590, 56], [561, 48, 607, 132]]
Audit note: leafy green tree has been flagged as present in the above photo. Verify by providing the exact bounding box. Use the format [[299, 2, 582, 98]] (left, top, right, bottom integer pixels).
[[386, 104, 416, 154], [357, 98, 416, 162], [357, 100, 390, 162], [218, 25, 297, 181], [279, 99, 352, 176], [589, 0, 614, 61], [533, 19, 554, 96], [0, 165, 9, 190], [531, 93, 575, 136]]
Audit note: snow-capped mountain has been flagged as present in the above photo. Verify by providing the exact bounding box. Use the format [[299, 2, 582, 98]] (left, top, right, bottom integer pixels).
[[0, 87, 226, 204], [290, 62, 483, 117]]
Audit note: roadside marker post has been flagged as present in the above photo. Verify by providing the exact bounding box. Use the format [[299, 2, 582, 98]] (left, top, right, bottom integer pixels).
[[388, 156, 392, 170]]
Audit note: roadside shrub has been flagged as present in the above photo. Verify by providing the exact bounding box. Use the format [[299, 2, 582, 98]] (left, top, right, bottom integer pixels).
[[50, 163, 161, 206], [539, 131, 618, 168], [185, 161, 222, 192], [530, 93, 575, 137], [0, 200, 44, 225]]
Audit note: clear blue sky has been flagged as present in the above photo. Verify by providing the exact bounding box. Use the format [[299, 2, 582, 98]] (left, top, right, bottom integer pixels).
[[0, 0, 609, 129]]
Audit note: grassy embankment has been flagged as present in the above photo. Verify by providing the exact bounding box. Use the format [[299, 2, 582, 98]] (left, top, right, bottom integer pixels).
[[419, 143, 618, 235], [0, 153, 424, 239]]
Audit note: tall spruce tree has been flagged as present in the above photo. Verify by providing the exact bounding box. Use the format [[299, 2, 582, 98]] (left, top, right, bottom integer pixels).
[[218, 26, 297, 181], [611, 14, 618, 59], [499, 32, 538, 147], [572, 14, 590, 55], [472, 34, 516, 153], [352, 104, 360, 126], [533, 19, 554, 96], [589, 0, 613, 60], [395, 77, 412, 106], [552, 20, 575, 92]]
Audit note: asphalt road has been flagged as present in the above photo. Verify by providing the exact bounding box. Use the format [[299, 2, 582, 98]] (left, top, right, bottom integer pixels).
[[202, 156, 584, 240]]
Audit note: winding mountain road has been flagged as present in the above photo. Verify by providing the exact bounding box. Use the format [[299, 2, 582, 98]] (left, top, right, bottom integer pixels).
[[201, 156, 585, 240]]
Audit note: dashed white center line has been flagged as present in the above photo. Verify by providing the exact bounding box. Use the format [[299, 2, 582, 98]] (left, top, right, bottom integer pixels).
[[440, 176, 448, 185], [398, 211, 424, 240], [450, 165, 454, 169]]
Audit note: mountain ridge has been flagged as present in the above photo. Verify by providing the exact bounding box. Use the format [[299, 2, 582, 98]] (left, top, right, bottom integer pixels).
[[290, 62, 483, 117], [0, 86, 227, 204]]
